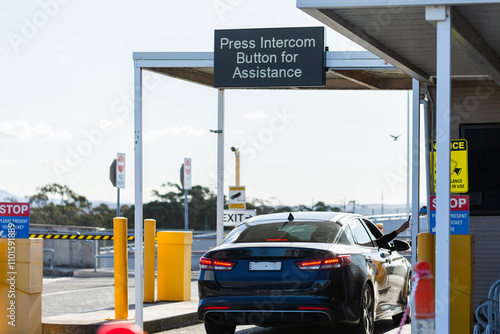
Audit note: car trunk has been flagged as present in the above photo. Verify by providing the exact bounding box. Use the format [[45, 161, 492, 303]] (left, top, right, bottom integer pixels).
[[210, 245, 332, 289]]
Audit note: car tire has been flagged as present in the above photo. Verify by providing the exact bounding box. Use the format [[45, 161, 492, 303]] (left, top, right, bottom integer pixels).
[[393, 274, 412, 325], [204, 323, 236, 334], [352, 283, 375, 334]]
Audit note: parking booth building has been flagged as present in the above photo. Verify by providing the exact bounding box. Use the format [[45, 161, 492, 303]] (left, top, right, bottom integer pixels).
[[296, 0, 500, 332]]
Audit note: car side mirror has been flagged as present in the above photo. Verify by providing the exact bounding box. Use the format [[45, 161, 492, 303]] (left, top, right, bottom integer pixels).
[[392, 239, 410, 252]]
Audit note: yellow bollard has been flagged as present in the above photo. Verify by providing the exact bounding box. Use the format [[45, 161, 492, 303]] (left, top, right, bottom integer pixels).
[[450, 235, 475, 334], [144, 219, 156, 303], [113, 217, 128, 319], [157, 231, 193, 301], [0, 238, 43, 334], [417, 232, 436, 279]]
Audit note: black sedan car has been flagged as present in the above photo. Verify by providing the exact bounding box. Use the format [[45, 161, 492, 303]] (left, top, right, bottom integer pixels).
[[198, 212, 411, 334]]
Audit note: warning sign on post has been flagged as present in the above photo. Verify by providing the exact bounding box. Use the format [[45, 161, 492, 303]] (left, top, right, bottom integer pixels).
[[0, 203, 30, 239], [183, 158, 192, 190], [431, 139, 469, 193], [229, 186, 246, 209], [116, 153, 126, 189], [429, 195, 469, 235]]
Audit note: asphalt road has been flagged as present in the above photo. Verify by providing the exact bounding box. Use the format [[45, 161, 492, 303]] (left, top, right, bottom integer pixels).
[[157, 320, 411, 334], [42, 276, 136, 319], [42, 273, 410, 334]]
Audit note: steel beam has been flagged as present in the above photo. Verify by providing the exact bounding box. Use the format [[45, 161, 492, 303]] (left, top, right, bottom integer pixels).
[[133, 61, 144, 329], [298, 0, 500, 9], [302, 7, 434, 85], [145, 68, 214, 87], [411, 78, 420, 268], [450, 7, 500, 85], [380, 78, 413, 90], [216, 89, 225, 245], [411, 77, 421, 334], [331, 70, 381, 89], [429, 5, 452, 333]]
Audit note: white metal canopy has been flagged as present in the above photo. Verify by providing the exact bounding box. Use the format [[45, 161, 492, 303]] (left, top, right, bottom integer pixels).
[[131, 50, 414, 329], [133, 51, 412, 90], [298, 0, 500, 85]]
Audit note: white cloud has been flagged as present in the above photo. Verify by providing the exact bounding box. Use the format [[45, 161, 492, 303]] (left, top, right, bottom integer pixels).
[[234, 130, 247, 135], [0, 121, 72, 140], [0, 160, 15, 166], [144, 125, 206, 143], [99, 118, 125, 129], [35, 158, 58, 166], [244, 111, 269, 119]]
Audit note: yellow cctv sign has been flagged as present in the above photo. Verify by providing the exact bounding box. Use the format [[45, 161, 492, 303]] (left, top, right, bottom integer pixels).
[[432, 139, 468, 193], [229, 186, 246, 209]]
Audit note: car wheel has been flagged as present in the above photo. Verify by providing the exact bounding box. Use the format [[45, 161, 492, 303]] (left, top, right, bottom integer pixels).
[[393, 274, 412, 325], [204, 323, 236, 334], [352, 283, 375, 334]]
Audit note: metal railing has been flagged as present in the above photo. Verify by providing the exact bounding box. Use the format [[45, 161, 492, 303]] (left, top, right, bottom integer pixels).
[[474, 279, 500, 334], [31, 228, 83, 270]]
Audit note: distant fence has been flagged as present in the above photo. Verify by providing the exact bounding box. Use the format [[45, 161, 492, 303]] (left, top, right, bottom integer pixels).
[[367, 213, 429, 238], [34, 214, 427, 272]]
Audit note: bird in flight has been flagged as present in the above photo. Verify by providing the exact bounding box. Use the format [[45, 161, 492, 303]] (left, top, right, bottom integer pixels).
[[390, 134, 401, 141]]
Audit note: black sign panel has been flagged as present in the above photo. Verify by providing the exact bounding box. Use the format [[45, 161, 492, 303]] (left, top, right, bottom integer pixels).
[[214, 27, 325, 88]]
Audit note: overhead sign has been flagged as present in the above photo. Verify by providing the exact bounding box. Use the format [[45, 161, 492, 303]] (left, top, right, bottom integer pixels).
[[214, 27, 325, 88], [431, 139, 468, 193], [0, 203, 30, 239], [183, 158, 192, 190], [116, 153, 126, 189], [223, 209, 257, 227], [429, 195, 469, 235]]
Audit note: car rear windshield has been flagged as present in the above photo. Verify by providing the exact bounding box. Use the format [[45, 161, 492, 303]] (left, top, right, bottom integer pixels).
[[223, 220, 345, 244]]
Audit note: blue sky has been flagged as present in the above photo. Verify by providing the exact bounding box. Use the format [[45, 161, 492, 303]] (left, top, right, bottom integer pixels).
[[1, 0, 411, 207]]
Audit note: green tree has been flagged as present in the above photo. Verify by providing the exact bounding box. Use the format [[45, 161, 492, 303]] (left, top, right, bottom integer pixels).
[[313, 201, 341, 212], [143, 182, 218, 230], [28, 183, 115, 228]]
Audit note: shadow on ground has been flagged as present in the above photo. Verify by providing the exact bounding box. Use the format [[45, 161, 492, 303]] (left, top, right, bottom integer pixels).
[[234, 319, 407, 334]]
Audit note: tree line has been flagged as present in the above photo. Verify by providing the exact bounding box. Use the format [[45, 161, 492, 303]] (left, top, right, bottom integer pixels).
[[26, 183, 341, 230]]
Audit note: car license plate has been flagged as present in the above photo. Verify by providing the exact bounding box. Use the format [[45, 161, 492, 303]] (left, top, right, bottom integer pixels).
[[249, 261, 282, 271]]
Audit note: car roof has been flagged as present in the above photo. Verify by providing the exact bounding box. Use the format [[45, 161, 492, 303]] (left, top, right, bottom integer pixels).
[[243, 211, 362, 226]]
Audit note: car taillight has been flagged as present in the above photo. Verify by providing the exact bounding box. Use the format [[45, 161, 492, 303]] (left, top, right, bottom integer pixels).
[[199, 257, 237, 271], [295, 255, 352, 270], [204, 306, 230, 310], [298, 306, 330, 311]]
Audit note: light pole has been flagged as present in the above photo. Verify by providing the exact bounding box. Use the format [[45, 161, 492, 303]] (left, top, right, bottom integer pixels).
[[231, 146, 240, 186]]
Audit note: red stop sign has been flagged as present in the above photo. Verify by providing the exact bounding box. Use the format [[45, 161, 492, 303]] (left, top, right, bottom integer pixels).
[[185, 159, 191, 175], [117, 155, 125, 173]]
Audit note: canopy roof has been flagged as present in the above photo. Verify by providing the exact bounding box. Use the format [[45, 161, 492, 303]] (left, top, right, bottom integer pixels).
[[297, 0, 500, 86], [133, 51, 412, 90]]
